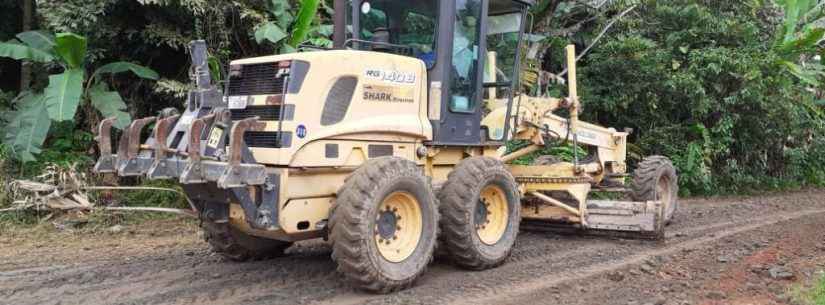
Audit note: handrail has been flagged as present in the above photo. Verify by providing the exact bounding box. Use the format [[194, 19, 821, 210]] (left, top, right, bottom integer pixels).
[[343, 39, 414, 55]]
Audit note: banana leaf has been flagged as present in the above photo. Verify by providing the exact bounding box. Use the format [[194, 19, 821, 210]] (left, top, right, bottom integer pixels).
[[44, 69, 85, 121], [89, 83, 131, 129], [0, 41, 54, 62], [16, 31, 56, 53], [255, 22, 289, 45], [3, 93, 51, 162], [94, 61, 159, 80], [53, 33, 87, 69]]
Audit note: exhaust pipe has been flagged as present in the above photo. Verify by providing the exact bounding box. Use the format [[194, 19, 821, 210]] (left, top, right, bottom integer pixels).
[[333, 0, 346, 49]]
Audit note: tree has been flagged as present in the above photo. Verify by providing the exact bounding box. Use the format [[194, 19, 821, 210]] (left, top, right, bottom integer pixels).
[[20, 0, 33, 91]]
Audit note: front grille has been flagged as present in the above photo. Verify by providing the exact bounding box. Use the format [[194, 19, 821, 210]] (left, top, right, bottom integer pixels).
[[244, 131, 292, 148], [231, 106, 281, 121], [228, 63, 286, 96], [231, 104, 294, 121]]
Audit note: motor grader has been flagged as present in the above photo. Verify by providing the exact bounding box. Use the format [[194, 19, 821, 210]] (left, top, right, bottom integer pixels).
[[94, 0, 678, 293]]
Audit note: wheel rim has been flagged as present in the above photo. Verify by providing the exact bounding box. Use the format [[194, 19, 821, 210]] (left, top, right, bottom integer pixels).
[[476, 185, 509, 245], [374, 191, 423, 263]]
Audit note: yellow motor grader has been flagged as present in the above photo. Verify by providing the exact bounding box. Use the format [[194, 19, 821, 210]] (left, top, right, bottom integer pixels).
[[94, 0, 678, 293]]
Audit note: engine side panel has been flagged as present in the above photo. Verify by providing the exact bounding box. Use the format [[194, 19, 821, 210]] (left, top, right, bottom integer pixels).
[[228, 50, 432, 167]]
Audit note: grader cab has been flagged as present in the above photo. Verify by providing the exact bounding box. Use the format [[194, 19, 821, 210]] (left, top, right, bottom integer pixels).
[[94, 0, 678, 293]]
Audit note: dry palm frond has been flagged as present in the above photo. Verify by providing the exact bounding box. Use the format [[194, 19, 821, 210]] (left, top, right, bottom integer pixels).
[[2, 162, 195, 218]]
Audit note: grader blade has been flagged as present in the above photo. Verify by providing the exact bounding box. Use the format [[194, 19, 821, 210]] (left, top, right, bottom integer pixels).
[[522, 183, 665, 240], [584, 200, 665, 240]]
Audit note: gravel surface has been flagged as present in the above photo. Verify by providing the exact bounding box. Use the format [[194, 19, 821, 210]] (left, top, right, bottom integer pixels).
[[0, 189, 823, 305]]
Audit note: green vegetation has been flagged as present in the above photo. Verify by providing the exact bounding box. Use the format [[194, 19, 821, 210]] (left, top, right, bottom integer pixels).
[[792, 274, 825, 305], [816, 276, 825, 305], [814, 275, 825, 305], [534, 0, 825, 195], [0, 31, 158, 161]]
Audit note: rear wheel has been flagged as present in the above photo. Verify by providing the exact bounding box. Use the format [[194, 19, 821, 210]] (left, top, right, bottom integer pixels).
[[631, 156, 679, 223], [201, 221, 292, 261], [438, 157, 521, 270], [329, 157, 438, 293]]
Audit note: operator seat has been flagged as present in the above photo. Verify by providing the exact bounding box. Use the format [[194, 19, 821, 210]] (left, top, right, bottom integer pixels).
[[371, 27, 393, 52]]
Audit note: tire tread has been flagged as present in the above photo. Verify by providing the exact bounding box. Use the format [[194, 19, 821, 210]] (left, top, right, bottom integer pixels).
[[329, 157, 438, 293], [438, 156, 520, 270]]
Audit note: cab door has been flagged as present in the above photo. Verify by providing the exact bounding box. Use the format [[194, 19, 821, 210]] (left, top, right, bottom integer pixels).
[[430, 0, 489, 145]]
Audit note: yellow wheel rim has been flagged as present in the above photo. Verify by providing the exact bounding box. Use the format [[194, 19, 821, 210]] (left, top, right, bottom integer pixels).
[[476, 185, 509, 245], [375, 191, 423, 263]]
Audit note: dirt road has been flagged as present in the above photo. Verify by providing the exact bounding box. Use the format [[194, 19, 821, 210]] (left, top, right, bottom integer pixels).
[[1, 189, 824, 305]]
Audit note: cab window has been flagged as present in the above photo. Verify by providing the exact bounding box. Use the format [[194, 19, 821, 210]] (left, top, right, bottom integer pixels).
[[352, 1, 439, 69], [449, 0, 483, 113]]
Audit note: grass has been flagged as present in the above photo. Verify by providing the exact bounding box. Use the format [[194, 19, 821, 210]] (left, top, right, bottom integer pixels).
[[792, 274, 825, 305], [812, 276, 825, 305]]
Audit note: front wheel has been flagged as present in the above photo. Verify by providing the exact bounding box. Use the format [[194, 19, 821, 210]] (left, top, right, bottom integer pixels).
[[438, 156, 521, 270], [329, 157, 438, 293], [631, 156, 679, 224]]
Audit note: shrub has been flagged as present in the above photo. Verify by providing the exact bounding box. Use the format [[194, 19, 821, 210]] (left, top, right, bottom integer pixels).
[[569, 1, 825, 195]]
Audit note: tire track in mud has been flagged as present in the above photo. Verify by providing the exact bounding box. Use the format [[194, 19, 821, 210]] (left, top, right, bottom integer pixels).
[[449, 208, 825, 305], [0, 246, 340, 305], [1, 190, 823, 305], [313, 207, 825, 305]]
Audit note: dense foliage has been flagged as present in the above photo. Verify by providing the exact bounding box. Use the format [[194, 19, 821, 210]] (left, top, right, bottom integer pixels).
[[537, 0, 825, 195], [0, 0, 822, 200]]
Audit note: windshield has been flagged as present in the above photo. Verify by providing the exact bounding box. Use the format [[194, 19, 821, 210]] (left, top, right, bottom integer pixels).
[[349, 0, 439, 68], [485, 12, 523, 85]]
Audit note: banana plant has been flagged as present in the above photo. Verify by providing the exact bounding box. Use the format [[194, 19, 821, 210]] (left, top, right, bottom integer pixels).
[[0, 31, 158, 162], [254, 0, 327, 53], [774, 0, 825, 85]]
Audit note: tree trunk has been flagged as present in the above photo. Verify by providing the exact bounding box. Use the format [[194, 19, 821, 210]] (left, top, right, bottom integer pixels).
[[20, 0, 33, 91]]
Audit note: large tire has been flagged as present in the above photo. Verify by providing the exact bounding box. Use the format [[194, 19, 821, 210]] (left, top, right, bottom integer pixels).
[[201, 221, 292, 261], [329, 157, 439, 293], [438, 156, 521, 270], [631, 156, 679, 223]]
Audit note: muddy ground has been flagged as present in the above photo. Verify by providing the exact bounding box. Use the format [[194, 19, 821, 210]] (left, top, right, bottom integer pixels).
[[1, 189, 824, 305]]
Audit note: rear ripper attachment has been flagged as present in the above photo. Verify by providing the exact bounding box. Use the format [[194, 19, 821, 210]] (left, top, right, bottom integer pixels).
[[93, 40, 290, 231]]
